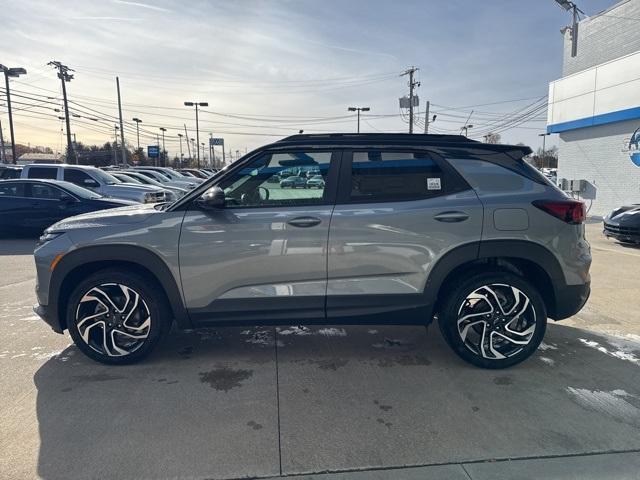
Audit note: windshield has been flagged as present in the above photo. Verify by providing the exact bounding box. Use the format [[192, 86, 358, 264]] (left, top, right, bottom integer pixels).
[[113, 173, 142, 184], [91, 168, 121, 185]]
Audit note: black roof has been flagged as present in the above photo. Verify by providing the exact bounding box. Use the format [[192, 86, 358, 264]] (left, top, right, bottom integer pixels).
[[274, 133, 532, 156]]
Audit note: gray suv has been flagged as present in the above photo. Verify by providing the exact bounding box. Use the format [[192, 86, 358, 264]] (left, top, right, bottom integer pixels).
[[33, 134, 591, 368]]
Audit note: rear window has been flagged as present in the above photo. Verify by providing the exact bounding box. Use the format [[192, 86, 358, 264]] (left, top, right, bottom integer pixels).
[[349, 151, 452, 202], [27, 167, 57, 179]]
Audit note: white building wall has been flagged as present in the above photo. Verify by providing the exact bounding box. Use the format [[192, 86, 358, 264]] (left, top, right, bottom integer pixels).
[[558, 118, 639, 217]]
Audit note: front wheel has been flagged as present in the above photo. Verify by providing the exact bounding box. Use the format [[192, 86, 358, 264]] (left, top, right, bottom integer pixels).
[[438, 272, 546, 369], [66, 269, 170, 365]]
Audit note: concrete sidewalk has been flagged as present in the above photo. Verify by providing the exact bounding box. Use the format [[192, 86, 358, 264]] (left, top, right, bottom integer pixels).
[[279, 451, 640, 479]]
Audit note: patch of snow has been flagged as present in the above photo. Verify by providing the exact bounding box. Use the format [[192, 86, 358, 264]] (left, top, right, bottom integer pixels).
[[579, 338, 640, 366], [318, 328, 347, 337], [278, 326, 313, 336], [567, 387, 640, 425], [539, 342, 558, 351], [367, 329, 379, 335], [539, 356, 555, 366]]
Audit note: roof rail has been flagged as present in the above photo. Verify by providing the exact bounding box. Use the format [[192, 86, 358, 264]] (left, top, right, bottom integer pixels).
[[278, 133, 478, 143]]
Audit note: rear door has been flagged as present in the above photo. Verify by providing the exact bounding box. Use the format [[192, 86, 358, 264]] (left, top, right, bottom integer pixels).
[[327, 148, 483, 320], [179, 149, 340, 322], [0, 182, 29, 233]]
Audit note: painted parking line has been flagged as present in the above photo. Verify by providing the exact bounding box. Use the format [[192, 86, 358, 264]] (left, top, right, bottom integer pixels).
[[591, 246, 640, 258]]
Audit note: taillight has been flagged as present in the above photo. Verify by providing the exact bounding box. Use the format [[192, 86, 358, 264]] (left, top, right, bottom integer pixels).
[[532, 199, 585, 224]]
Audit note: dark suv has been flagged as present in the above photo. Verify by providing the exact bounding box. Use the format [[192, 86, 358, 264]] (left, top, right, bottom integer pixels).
[[33, 134, 591, 368]]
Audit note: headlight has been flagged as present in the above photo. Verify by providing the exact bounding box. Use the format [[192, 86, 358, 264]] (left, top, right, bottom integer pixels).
[[37, 232, 63, 246], [143, 192, 155, 203]]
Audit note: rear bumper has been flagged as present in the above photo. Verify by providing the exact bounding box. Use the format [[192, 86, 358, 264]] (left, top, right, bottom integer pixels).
[[33, 303, 63, 334], [551, 282, 590, 321]]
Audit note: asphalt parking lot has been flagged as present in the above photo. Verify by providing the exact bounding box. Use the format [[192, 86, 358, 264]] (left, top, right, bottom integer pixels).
[[1, 222, 640, 480]]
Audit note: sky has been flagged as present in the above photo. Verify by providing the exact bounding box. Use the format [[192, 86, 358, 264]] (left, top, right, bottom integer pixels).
[[0, 0, 618, 160]]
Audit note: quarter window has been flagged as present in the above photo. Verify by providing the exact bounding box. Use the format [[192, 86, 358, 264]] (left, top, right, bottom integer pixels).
[[27, 167, 57, 180], [218, 151, 333, 208], [349, 151, 446, 202]]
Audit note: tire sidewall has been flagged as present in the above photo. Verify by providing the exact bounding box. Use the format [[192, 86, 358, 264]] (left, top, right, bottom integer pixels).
[[66, 270, 169, 365], [438, 271, 547, 369]]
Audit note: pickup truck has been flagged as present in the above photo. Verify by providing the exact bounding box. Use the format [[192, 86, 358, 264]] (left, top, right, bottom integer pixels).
[[21, 164, 168, 203]]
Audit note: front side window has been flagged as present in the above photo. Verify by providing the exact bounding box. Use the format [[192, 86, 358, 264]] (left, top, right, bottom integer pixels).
[[218, 151, 333, 208], [29, 184, 65, 200], [349, 150, 446, 202], [64, 169, 99, 188]]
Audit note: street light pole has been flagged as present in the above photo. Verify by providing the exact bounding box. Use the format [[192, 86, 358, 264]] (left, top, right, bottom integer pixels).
[[184, 101, 208, 168], [0, 64, 27, 164], [177, 133, 184, 165], [347, 106, 370, 133], [132, 117, 142, 150], [159, 127, 167, 166], [461, 124, 474, 137]]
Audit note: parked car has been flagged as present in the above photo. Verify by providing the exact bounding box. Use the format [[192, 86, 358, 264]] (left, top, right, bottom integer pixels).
[[133, 166, 203, 186], [603, 203, 640, 244], [33, 133, 591, 368], [110, 172, 185, 201], [179, 168, 208, 179], [0, 165, 22, 179], [21, 164, 167, 203], [132, 168, 199, 190], [0, 179, 135, 236], [306, 175, 325, 189], [280, 175, 308, 188]]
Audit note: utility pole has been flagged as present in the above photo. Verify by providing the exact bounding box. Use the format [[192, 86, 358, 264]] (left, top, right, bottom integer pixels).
[[423, 101, 437, 134], [401, 66, 420, 133], [48, 61, 75, 163], [116, 77, 126, 166], [132, 117, 142, 150], [209, 133, 213, 168], [1, 64, 27, 164], [539, 132, 551, 169], [347, 106, 370, 133], [184, 101, 208, 168]]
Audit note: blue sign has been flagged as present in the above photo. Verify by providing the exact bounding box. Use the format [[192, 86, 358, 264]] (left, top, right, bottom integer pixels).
[[209, 137, 224, 146], [630, 127, 640, 167], [147, 145, 160, 158]]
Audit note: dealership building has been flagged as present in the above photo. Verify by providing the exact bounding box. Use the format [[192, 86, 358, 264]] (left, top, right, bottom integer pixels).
[[546, 0, 640, 216]]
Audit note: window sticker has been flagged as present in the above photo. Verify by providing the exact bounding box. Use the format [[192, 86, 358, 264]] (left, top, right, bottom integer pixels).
[[427, 177, 441, 190]]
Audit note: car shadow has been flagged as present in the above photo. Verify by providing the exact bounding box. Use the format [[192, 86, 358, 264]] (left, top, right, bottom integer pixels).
[[32, 323, 640, 479], [0, 237, 37, 256]]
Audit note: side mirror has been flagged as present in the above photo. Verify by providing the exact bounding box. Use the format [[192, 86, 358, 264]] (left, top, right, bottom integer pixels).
[[198, 186, 225, 209], [83, 179, 98, 188], [59, 195, 76, 204]]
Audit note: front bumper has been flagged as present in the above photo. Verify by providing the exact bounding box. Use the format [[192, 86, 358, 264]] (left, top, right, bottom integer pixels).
[[33, 303, 63, 334], [603, 225, 640, 244], [552, 281, 591, 321]]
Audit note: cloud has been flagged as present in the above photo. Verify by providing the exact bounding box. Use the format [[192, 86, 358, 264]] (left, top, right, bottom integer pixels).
[[112, 0, 171, 13]]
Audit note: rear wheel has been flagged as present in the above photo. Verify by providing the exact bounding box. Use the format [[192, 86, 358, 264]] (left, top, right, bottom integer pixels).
[[66, 269, 170, 365], [438, 272, 546, 369]]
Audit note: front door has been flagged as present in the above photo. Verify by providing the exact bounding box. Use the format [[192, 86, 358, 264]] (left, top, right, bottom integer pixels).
[[179, 149, 340, 323]]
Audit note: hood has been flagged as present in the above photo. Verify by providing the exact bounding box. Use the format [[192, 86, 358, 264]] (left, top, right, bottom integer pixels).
[[47, 203, 159, 232], [606, 204, 640, 224], [91, 197, 139, 207]]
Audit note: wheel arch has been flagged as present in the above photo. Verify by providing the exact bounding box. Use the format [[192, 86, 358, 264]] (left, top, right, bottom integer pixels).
[[51, 245, 191, 332], [426, 240, 566, 320]]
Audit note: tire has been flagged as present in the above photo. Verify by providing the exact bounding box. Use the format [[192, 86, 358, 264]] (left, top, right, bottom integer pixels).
[[66, 269, 171, 365], [438, 271, 547, 369]]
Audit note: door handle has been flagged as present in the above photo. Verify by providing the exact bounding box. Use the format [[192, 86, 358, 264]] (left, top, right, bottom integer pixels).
[[434, 211, 469, 223], [287, 216, 322, 228]]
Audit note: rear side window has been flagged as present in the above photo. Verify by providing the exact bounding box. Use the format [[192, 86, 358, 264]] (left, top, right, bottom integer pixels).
[[0, 183, 25, 197], [349, 151, 450, 202], [27, 167, 57, 179], [0, 168, 21, 179]]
